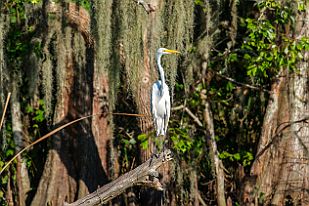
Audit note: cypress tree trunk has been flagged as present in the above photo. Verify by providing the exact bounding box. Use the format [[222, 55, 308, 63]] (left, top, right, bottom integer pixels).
[[90, 0, 115, 180], [251, 2, 309, 204], [31, 1, 113, 204]]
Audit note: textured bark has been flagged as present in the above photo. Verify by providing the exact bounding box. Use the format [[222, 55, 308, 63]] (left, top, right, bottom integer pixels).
[[91, 0, 113, 175], [6, 172, 14, 206], [11, 80, 30, 206], [31, 24, 78, 205], [32, 1, 110, 204], [189, 169, 199, 206], [250, 71, 288, 200], [90, 0, 115, 182], [251, 3, 309, 204], [139, 0, 162, 161]]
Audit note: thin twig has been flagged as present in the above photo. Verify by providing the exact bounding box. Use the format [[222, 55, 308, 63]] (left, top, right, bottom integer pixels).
[[172, 105, 185, 111], [172, 105, 203, 127], [113, 112, 145, 117], [184, 107, 203, 127], [0, 115, 93, 175], [0, 112, 145, 175], [215, 72, 271, 93], [0, 92, 11, 132], [255, 116, 309, 161]]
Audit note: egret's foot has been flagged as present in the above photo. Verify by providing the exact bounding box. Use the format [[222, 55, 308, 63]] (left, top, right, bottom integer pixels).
[[148, 150, 159, 166], [150, 151, 159, 159]]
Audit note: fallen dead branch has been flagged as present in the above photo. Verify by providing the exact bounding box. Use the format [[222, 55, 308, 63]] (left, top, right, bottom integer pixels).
[[64, 149, 173, 206]]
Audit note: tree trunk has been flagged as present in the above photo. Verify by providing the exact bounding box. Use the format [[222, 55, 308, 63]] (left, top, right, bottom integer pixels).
[[204, 101, 226, 206], [31, 24, 79, 205], [11, 81, 30, 206], [251, 3, 309, 204], [91, 0, 115, 180], [32, 1, 113, 204]]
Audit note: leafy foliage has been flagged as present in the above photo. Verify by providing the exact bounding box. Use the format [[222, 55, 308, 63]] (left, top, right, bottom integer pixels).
[[233, 0, 309, 84], [1, 0, 309, 204], [170, 127, 192, 153], [0, 122, 16, 205]]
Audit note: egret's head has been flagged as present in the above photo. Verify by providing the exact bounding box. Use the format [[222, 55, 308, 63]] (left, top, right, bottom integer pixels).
[[157, 48, 180, 55]]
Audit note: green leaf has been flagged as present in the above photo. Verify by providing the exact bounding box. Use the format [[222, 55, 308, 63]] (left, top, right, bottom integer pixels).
[[6, 149, 14, 157], [25, 104, 34, 113], [233, 153, 241, 161], [140, 140, 148, 150], [244, 53, 251, 60], [33, 110, 45, 122], [228, 53, 238, 62], [137, 133, 147, 141]]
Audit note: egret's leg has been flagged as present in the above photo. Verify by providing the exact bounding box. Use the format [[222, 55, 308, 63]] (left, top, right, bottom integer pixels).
[[156, 118, 163, 137]]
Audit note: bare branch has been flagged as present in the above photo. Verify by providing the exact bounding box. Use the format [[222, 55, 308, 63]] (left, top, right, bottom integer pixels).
[[172, 105, 203, 127], [215, 72, 271, 93], [204, 101, 226, 206], [255, 116, 309, 161], [64, 149, 173, 206], [184, 107, 203, 127], [0, 92, 11, 131], [0, 112, 145, 175], [198, 192, 207, 206]]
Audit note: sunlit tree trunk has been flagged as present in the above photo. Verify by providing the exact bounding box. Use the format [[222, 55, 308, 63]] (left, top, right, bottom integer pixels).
[[91, 0, 117, 181], [251, 3, 309, 204], [31, 1, 113, 204]]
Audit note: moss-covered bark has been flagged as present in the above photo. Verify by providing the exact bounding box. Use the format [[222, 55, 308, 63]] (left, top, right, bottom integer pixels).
[[31, 1, 113, 204]]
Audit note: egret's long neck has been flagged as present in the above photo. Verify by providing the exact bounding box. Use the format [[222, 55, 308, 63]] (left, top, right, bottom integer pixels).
[[156, 54, 165, 89]]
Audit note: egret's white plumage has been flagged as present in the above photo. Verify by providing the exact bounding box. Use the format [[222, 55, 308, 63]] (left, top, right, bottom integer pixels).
[[151, 48, 179, 136]]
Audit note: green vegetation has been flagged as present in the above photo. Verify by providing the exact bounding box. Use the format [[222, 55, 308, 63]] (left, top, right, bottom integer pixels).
[[0, 0, 308, 204], [0, 122, 16, 205]]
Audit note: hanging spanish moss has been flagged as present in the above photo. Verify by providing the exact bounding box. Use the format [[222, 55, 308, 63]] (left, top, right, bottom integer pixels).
[[117, 0, 194, 103], [117, 0, 147, 98], [163, 0, 194, 99], [0, 4, 8, 147], [185, 0, 217, 89], [0, 11, 6, 108], [91, 0, 119, 111]]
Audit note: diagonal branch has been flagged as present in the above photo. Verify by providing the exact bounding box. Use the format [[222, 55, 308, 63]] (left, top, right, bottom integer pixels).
[[0, 92, 11, 131], [64, 149, 173, 206], [172, 105, 203, 127], [215, 72, 271, 93], [255, 116, 309, 161]]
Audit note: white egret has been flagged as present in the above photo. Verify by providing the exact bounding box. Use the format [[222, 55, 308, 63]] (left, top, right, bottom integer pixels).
[[151, 48, 179, 137]]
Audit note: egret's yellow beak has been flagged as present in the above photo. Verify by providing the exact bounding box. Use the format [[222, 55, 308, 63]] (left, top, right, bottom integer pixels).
[[164, 49, 180, 54]]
